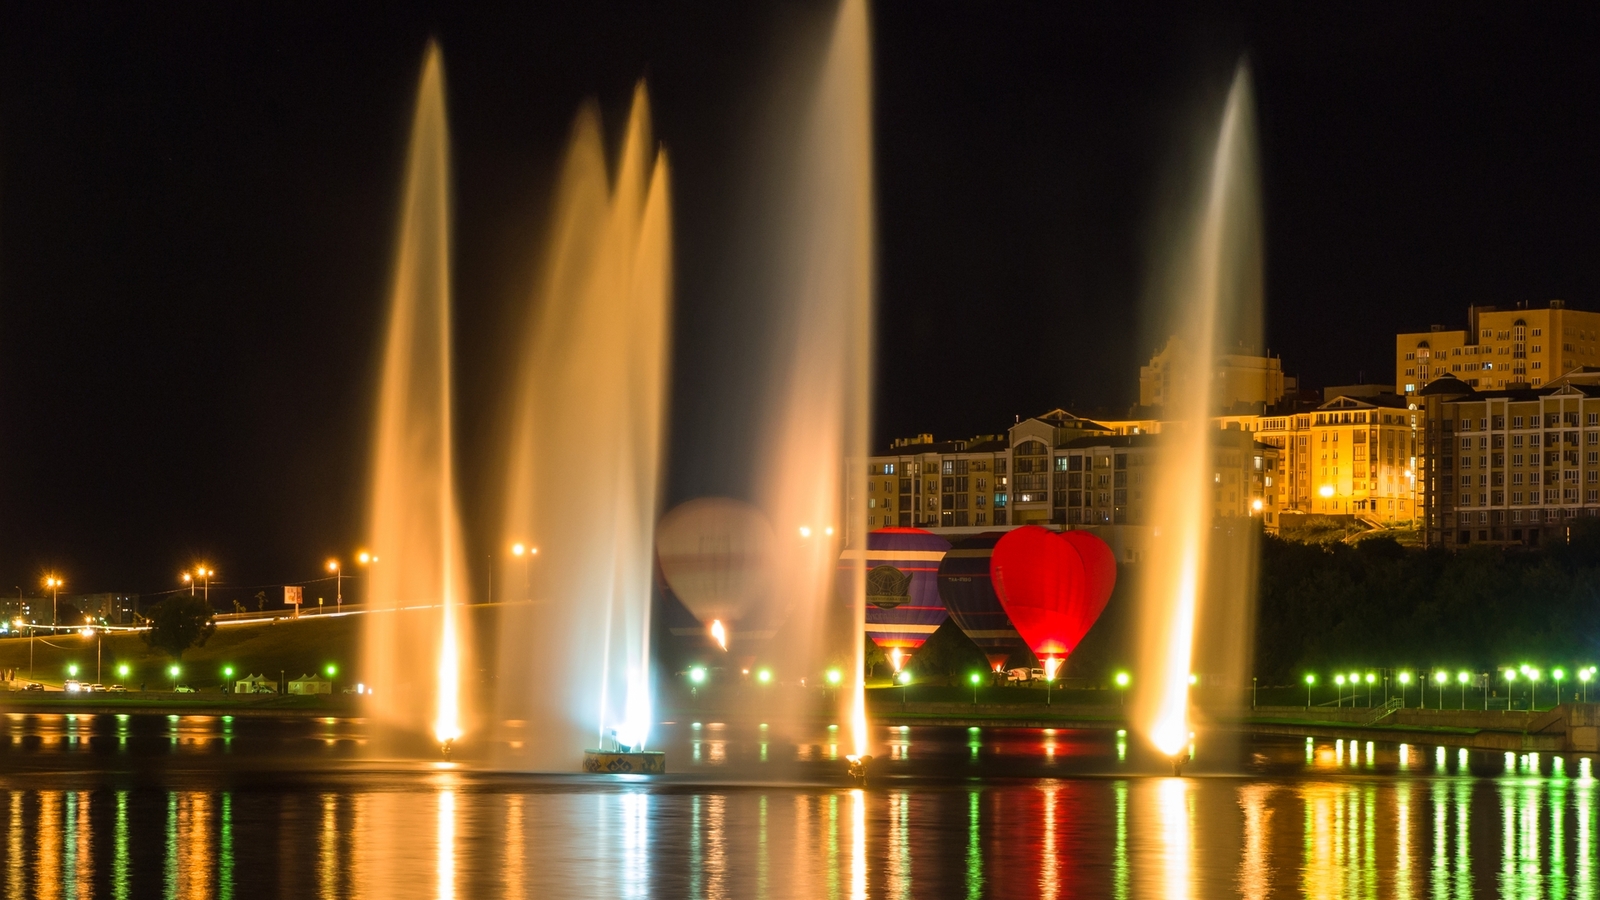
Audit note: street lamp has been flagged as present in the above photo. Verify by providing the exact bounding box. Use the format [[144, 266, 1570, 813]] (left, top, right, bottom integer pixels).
[[1433, 670, 1447, 708], [896, 669, 911, 707], [1553, 668, 1566, 704], [1365, 672, 1376, 707], [756, 668, 772, 684], [1505, 668, 1517, 710], [1581, 667, 1594, 703], [1398, 671, 1411, 708], [327, 560, 341, 613], [1304, 673, 1315, 709], [969, 671, 981, 705], [1115, 671, 1131, 708], [511, 543, 536, 602], [116, 663, 130, 681], [1457, 671, 1470, 710], [43, 575, 62, 629], [688, 666, 706, 698], [1335, 673, 1346, 708], [1527, 667, 1541, 710], [193, 566, 213, 603]]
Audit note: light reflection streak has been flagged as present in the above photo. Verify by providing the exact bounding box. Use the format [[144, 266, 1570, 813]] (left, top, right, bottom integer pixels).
[[1577, 774, 1594, 899], [319, 793, 338, 900], [505, 795, 525, 900], [62, 792, 76, 900], [10, 791, 25, 900], [757, 795, 769, 900], [1237, 784, 1272, 899], [1453, 780, 1472, 900], [1039, 782, 1059, 900], [623, 793, 649, 900], [437, 790, 456, 900], [1551, 777, 1567, 900], [1500, 780, 1517, 898], [1158, 777, 1191, 900], [39, 791, 59, 900], [1113, 781, 1128, 900], [114, 791, 130, 900], [165, 793, 177, 900], [1432, 781, 1450, 900], [965, 790, 983, 900], [74, 790, 91, 900], [887, 792, 909, 900], [828, 794, 840, 899], [851, 789, 866, 900], [1395, 783, 1413, 900], [690, 795, 703, 898], [708, 794, 727, 900], [218, 793, 233, 900]]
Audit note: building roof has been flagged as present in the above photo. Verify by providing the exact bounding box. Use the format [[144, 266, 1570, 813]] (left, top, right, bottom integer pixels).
[[1419, 374, 1475, 397], [1318, 393, 1409, 411]]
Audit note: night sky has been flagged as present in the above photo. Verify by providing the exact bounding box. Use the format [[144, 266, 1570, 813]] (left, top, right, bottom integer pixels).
[[1, 3, 1598, 599]]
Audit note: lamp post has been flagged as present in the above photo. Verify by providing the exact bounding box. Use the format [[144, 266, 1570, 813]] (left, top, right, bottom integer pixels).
[[969, 672, 981, 706], [1580, 667, 1593, 703], [1116, 671, 1131, 708], [1457, 671, 1470, 710], [1433, 670, 1447, 709], [1398, 671, 1411, 708], [191, 566, 213, 603], [1365, 672, 1375, 708], [1528, 667, 1541, 710], [897, 669, 911, 707], [327, 560, 341, 613], [1335, 674, 1345, 708], [1253, 676, 1258, 709], [511, 543, 536, 602], [1553, 668, 1565, 705], [1304, 673, 1315, 709], [44, 575, 62, 629], [168, 664, 180, 691], [1505, 669, 1517, 710]]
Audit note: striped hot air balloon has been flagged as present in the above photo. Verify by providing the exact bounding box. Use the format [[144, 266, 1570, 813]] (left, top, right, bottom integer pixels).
[[937, 531, 1029, 671], [839, 528, 950, 658]]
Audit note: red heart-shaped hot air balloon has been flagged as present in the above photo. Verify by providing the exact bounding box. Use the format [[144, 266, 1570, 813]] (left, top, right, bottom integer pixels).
[[1060, 530, 1117, 612], [990, 526, 1117, 666], [990, 525, 1089, 658]]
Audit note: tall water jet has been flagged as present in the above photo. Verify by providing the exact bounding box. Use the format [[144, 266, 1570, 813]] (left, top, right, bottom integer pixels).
[[363, 43, 471, 752], [1133, 63, 1262, 763], [496, 85, 670, 770], [757, 0, 875, 759]]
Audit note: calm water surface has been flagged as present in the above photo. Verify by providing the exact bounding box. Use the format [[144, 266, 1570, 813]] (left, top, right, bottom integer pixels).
[[0, 713, 1594, 898]]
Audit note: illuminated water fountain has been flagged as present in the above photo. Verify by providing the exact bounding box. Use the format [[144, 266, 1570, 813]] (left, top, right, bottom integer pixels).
[[496, 83, 671, 772], [362, 43, 471, 757], [754, 0, 875, 768], [1132, 63, 1263, 772]]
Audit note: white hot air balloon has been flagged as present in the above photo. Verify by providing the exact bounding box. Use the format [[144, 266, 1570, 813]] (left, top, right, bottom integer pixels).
[[657, 498, 776, 650]]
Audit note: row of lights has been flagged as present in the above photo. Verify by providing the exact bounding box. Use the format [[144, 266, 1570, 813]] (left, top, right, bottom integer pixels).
[[61, 662, 340, 686]]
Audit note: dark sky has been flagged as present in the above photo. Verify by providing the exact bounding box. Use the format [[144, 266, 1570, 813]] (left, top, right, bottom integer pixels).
[[1, 2, 1599, 599]]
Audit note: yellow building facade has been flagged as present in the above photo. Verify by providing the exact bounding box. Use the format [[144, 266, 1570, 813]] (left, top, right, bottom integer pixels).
[[1396, 301, 1600, 396]]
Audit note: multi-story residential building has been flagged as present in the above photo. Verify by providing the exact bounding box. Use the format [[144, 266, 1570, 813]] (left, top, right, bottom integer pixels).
[[1417, 372, 1600, 547], [1139, 336, 1294, 412], [867, 433, 1011, 529], [1300, 394, 1419, 525], [1396, 300, 1600, 396], [1057, 428, 1281, 531], [1007, 410, 1117, 526]]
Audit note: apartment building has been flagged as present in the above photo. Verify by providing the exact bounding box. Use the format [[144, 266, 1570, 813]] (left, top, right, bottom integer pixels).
[[1417, 373, 1600, 547], [866, 433, 1011, 529], [1300, 394, 1418, 525], [1139, 336, 1294, 412], [1396, 300, 1600, 396], [1056, 428, 1281, 532]]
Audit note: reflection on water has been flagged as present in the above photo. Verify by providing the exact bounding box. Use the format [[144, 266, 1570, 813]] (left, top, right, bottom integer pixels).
[[0, 719, 1595, 898]]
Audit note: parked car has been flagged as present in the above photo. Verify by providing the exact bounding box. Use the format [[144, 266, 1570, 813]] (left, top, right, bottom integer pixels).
[[21, 682, 43, 692], [88, 683, 106, 693], [251, 685, 277, 694], [108, 685, 127, 693], [173, 684, 195, 694], [64, 680, 82, 693]]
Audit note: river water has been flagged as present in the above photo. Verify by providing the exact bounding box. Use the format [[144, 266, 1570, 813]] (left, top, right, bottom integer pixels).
[[0, 713, 1592, 898]]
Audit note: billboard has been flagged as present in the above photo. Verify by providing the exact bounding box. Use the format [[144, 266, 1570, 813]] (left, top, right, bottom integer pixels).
[[284, 585, 303, 606]]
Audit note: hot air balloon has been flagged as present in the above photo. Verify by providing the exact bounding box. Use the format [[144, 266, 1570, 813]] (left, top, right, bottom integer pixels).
[[656, 498, 776, 650], [990, 525, 1115, 678], [936, 532, 1029, 671], [839, 528, 950, 666], [1061, 529, 1117, 611]]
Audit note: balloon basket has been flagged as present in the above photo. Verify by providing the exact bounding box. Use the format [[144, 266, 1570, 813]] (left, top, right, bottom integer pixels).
[[583, 750, 666, 775]]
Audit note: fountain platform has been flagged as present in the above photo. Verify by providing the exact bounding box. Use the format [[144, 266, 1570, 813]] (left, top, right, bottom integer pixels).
[[583, 750, 666, 774]]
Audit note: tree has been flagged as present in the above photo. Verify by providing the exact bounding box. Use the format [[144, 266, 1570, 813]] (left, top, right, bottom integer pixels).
[[141, 594, 217, 660], [254, 590, 267, 612]]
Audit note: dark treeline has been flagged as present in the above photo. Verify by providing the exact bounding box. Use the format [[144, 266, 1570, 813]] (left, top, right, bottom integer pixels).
[[1255, 527, 1600, 682]]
